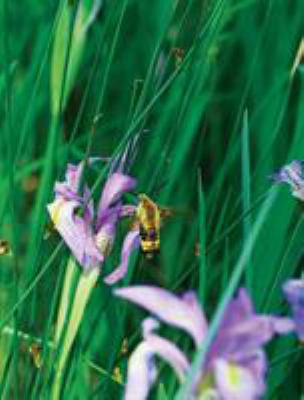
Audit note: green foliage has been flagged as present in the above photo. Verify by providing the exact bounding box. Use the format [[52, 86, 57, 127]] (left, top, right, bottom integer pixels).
[[0, 0, 303, 398]]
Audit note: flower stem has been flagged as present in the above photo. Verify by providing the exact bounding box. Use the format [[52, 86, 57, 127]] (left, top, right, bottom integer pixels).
[[51, 259, 99, 400]]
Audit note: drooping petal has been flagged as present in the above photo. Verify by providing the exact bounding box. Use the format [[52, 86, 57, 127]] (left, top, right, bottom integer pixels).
[[283, 279, 304, 340], [124, 340, 158, 400], [97, 173, 136, 221], [145, 333, 189, 381], [272, 160, 304, 201], [104, 229, 140, 285], [214, 359, 258, 400], [142, 318, 190, 380], [47, 198, 103, 269], [115, 286, 207, 346], [124, 318, 190, 400]]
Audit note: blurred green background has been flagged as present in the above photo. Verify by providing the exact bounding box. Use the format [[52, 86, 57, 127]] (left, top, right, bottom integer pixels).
[[0, 0, 303, 398]]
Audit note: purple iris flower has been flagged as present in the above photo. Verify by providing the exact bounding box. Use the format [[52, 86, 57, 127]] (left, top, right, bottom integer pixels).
[[115, 286, 294, 400], [271, 160, 304, 201], [47, 161, 140, 283], [283, 279, 304, 341]]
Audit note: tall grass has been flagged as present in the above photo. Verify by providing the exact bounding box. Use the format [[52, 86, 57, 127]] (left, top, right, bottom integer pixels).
[[0, 0, 303, 398]]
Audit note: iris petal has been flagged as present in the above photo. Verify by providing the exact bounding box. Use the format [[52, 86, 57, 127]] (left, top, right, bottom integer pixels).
[[104, 229, 140, 285], [283, 279, 304, 340], [272, 160, 304, 201], [214, 359, 258, 400], [98, 173, 136, 221], [124, 341, 157, 400], [115, 286, 207, 346], [124, 318, 189, 400], [47, 199, 103, 269]]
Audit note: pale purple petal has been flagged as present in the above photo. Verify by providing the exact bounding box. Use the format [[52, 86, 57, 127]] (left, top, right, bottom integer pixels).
[[208, 289, 293, 373], [65, 163, 83, 191], [214, 359, 258, 400], [283, 279, 304, 303], [283, 279, 304, 340], [103, 229, 140, 285], [97, 204, 120, 228], [226, 315, 294, 343], [115, 286, 207, 346], [124, 341, 158, 400], [47, 198, 103, 269], [64, 158, 104, 192], [272, 160, 304, 201], [55, 163, 84, 200], [142, 317, 160, 337], [145, 333, 189, 381], [95, 222, 116, 258], [95, 206, 120, 255], [142, 317, 190, 380], [124, 317, 189, 400], [268, 316, 295, 334], [98, 173, 136, 220], [83, 187, 94, 223], [242, 350, 267, 395]]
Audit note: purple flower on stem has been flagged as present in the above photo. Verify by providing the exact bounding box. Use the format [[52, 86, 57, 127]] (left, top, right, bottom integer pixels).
[[271, 160, 304, 201], [283, 279, 304, 341], [115, 286, 294, 400], [47, 161, 140, 282]]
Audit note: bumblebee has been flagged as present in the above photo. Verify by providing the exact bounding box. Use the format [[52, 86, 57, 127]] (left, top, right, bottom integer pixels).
[[135, 194, 172, 258]]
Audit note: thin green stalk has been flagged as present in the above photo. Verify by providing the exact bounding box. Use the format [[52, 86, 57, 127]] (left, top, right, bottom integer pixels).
[[175, 188, 277, 399], [241, 110, 253, 293], [95, 0, 129, 116], [198, 169, 206, 305]]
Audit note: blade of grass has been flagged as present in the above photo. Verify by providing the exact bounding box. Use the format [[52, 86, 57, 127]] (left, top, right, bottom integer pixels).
[[175, 187, 277, 399]]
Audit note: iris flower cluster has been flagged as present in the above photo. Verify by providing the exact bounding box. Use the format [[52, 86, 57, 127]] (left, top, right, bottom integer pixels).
[[47, 160, 140, 284], [48, 158, 304, 400], [115, 286, 295, 400]]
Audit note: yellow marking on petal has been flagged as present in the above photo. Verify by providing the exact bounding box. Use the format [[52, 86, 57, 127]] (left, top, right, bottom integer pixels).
[[49, 199, 65, 227], [227, 363, 241, 386]]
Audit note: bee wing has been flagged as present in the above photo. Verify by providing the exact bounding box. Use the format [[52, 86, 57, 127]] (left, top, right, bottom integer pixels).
[[159, 207, 193, 221], [159, 207, 173, 219]]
